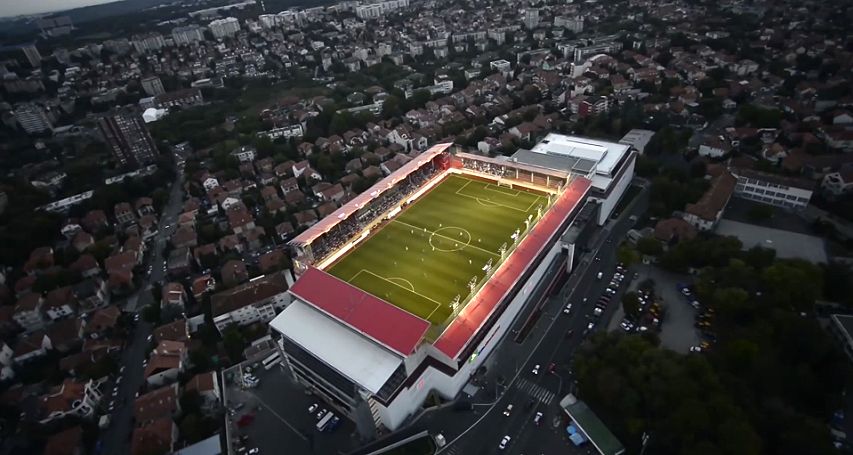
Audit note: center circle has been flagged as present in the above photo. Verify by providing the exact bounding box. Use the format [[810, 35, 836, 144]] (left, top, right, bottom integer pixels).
[[429, 226, 471, 252]]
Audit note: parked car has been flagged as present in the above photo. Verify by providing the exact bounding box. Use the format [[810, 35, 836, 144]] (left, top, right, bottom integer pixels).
[[499, 436, 511, 450]]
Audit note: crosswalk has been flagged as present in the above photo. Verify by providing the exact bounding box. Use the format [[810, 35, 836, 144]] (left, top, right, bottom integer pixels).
[[515, 378, 556, 405]]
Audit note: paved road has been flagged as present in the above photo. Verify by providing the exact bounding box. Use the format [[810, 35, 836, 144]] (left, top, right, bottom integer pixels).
[[100, 169, 185, 455], [426, 182, 649, 455]]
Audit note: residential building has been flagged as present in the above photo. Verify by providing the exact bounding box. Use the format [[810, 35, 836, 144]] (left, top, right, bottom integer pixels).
[[161, 283, 186, 311], [13, 331, 52, 364], [131, 417, 178, 455], [140, 76, 165, 97], [211, 273, 290, 333], [209, 17, 240, 39], [619, 129, 655, 155], [821, 167, 853, 198], [42, 426, 84, 455], [231, 145, 257, 162], [0, 43, 41, 67], [36, 379, 103, 424], [154, 319, 190, 343], [130, 33, 166, 53], [185, 371, 221, 412], [13, 293, 45, 332], [171, 25, 205, 45], [13, 102, 53, 134], [731, 167, 814, 210], [115, 202, 136, 224], [683, 169, 737, 231], [98, 108, 159, 168], [355, 0, 409, 19], [698, 136, 731, 158], [135, 383, 180, 424], [145, 340, 186, 386]]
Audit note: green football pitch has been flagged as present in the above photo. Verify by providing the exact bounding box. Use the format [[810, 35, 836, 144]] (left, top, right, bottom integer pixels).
[[326, 174, 547, 328]]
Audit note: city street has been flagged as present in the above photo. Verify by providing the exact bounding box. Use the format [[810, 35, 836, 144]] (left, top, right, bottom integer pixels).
[[100, 168, 185, 455]]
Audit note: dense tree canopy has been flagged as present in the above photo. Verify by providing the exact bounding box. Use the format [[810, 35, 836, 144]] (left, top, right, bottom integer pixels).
[[577, 236, 848, 455]]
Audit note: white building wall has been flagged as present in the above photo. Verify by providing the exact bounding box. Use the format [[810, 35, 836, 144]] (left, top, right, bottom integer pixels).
[[732, 174, 813, 210], [590, 155, 635, 225]]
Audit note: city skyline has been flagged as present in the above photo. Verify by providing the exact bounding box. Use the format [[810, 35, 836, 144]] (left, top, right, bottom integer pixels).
[[0, 0, 118, 18]]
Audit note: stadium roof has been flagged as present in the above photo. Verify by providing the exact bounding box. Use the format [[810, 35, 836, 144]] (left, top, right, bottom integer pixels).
[[270, 300, 404, 395], [290, 143, 452, 246], [455, 151, 571, 180], [530, 133, 631, 175], [289, 267, 430, 356], [434, 176, 592, 359]]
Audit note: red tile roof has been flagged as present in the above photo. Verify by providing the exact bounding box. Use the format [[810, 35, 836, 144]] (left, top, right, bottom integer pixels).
[[134, 384, 178, 422], [43, 425, 83, 455]]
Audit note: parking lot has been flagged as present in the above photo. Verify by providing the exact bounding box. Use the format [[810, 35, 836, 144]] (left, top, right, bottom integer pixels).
[[223, 362, 360, 455], [629, 264, 701, 353]]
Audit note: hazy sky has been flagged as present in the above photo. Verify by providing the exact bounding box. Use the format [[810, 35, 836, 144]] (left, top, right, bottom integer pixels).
[[0, 0, 118, 18]]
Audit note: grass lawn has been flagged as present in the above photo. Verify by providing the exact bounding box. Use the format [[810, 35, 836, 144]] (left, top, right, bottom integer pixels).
[[326, 174, 546, 328]]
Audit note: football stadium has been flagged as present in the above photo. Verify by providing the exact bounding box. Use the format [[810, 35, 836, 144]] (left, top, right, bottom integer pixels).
[[326, 174, 550, 333], [270, 135, 636, 435]]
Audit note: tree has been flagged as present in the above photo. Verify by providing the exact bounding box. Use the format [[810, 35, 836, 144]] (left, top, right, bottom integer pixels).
[[617, 244, 641, 266], [621, 292, 640, 319], [222, 326, 246, 362], [179, 390, 203, 416], [636, 237, 664, 257], [141, 302, 161, 324]]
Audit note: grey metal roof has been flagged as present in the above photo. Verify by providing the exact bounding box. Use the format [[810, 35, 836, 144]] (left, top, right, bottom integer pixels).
[[511, 149, 597, 174]]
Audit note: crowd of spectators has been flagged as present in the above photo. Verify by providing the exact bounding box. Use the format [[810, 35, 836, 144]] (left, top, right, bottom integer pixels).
[[461, 157, 508, 178], [307, 161, 440, 263]]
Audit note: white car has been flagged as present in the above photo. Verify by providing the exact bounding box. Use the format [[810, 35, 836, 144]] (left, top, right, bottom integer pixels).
[[499, 435, 511, 450], [689, 346, 702, 353], [248, 449, 259, 455], [531, 364, 540, 375], [563, 303, 572, 314], [586, 322, 594, 331], [503, 404, 513, 416], [308, 403, 318, 413], [533, 411, 543, 425]]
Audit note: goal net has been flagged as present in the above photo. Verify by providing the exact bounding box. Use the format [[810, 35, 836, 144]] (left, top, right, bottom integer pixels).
[[496, 178, 513, 189]]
